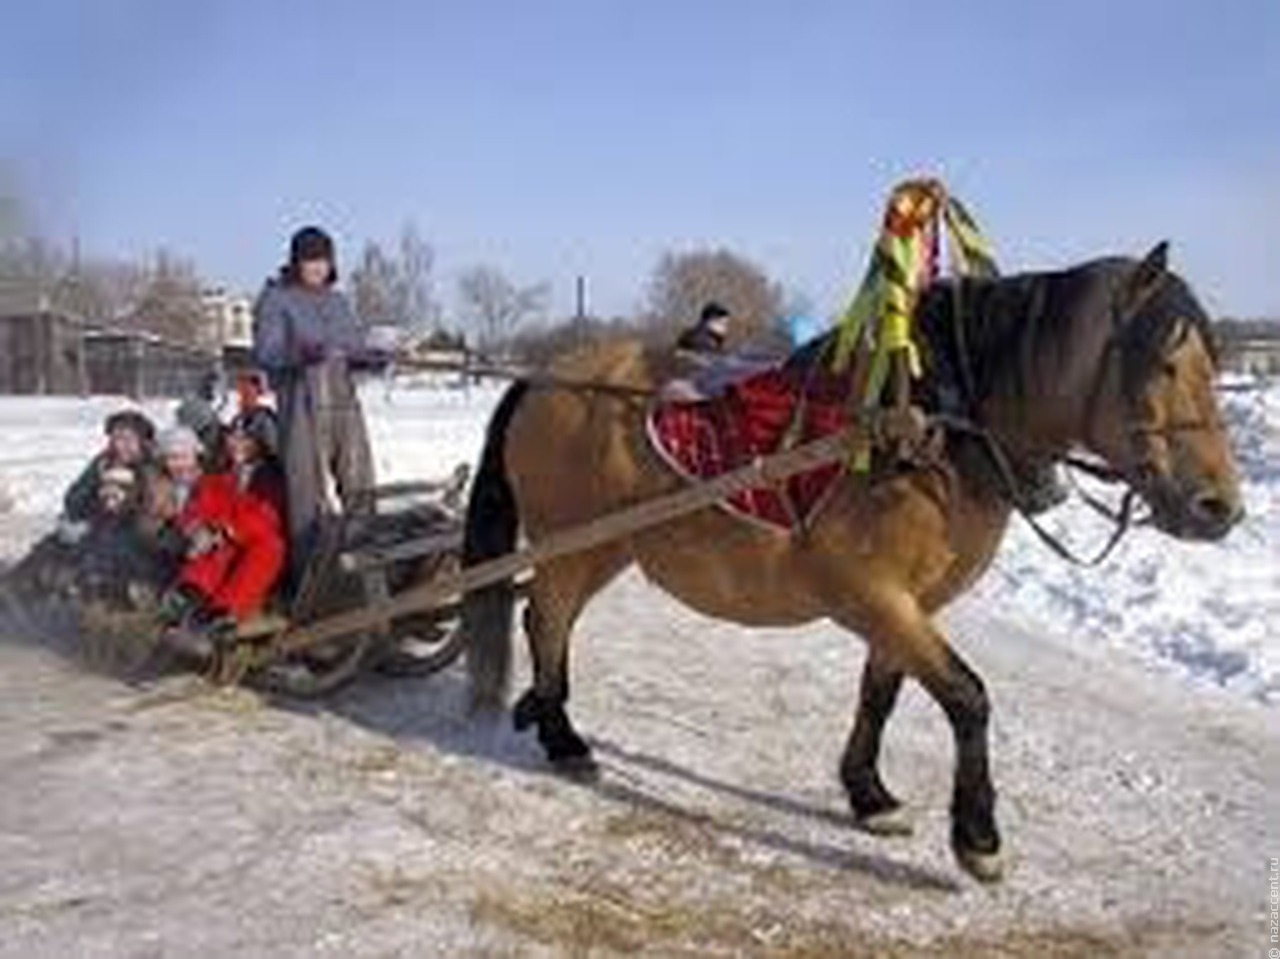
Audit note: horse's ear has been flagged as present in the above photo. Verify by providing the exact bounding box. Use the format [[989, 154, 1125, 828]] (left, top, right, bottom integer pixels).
[[1127, 241, 1170, 304]]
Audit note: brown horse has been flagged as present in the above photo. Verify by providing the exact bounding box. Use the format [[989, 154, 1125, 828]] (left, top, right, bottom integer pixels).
[[459, 242, 1242, 881]]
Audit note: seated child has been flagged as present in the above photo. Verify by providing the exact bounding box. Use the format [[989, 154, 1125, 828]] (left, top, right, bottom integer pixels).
[[159, 411, 286, 656], [50, 410, 162, 602], [61, 409, 156, 533], [175, 395, 229, 473]]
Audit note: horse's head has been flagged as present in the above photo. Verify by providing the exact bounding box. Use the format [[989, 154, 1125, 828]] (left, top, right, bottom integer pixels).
[[1083, 243, 1242, 541]]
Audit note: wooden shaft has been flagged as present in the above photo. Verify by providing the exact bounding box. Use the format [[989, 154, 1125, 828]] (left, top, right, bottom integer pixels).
[[277, 424, 863, 655]]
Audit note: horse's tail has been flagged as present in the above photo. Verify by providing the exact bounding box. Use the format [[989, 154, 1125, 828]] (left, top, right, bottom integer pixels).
[[462, 380, 529, 710]]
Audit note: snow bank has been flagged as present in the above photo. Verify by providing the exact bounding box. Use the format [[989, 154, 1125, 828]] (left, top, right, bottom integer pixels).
[[975, 377, 1280, 704]]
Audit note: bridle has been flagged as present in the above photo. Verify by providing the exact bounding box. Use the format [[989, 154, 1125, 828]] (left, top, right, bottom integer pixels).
[[1076, 275, 1223, 488], [939, 269, 1220, 566]]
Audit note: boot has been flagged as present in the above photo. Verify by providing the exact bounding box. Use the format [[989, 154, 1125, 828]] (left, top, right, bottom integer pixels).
[[161, 623, 216, 662], [161, 608, 238, 663], [196, 610, 239, 651], [158, 584, 204, 627]]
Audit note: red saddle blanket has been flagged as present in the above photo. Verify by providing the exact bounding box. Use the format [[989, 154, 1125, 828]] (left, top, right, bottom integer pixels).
[[647, 363, 856, 531]]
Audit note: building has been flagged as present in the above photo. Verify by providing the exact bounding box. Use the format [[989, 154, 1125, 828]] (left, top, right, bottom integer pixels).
[[1, 281, 223, 397], [1228, 339, 1280, 376], [83, 329, 219, 398], [0, 307, 88, 395], [1217, 320, 1280, 376], [201, 286, 254, 349]]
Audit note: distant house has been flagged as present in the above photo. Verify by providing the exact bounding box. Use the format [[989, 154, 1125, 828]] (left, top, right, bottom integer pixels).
[[1217, 319, 1280, 376], [201, 287, 253, 347], [0, 308, 87, 395], [195, 286, 254, 375]]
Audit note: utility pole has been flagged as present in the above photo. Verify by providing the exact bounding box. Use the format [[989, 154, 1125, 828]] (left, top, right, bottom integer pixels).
[[575, 275, 587, 343]]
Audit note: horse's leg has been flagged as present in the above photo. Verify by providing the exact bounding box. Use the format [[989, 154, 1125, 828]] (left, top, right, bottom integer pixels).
[[840, 646, 912, 836], [840, 594, 1002, 882], [512, 549, 627, 774]]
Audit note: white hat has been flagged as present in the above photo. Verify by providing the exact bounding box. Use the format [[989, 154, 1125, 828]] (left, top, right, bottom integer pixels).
[[158, 425, 202, 456]]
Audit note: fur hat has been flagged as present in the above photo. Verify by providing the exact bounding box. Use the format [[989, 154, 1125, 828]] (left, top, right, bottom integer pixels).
[[283, 225, 338, 285], [104, 409, 156, 443], [698, 301, 732, 336], [98, 465, 139, 513], [699, 301, 731, 323], [290, 225, 335, 264]]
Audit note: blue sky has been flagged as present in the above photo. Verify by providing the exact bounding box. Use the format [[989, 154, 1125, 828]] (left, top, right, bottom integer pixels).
[[2, 0, 1277, 320]]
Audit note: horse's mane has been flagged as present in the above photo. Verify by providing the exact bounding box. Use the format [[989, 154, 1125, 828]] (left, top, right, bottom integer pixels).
[[911, 257, 1217, 411]]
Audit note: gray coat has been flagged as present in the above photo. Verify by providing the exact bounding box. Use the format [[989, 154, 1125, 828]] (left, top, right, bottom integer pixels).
[[252, 280, 375, 580], [252, 281, 366, 375]]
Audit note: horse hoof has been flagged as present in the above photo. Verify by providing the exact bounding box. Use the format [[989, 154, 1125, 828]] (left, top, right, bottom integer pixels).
[[955, 845, 1005, 883], [855, 806, 915, 837], [512, 690, 541, 731], [550, 752, 600, 782]]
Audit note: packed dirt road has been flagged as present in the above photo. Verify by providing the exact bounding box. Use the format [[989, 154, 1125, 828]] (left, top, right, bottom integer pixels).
[[0, 575, 1275, 957]]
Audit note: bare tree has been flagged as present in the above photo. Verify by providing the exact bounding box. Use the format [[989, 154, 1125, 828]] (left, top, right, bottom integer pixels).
[[0, 236, 64, 307], [43, 254, 149, 326], [349, 221, 438, 330], [456, 265, 550, 349], [644, 247, 785, 346], [506, 315, 638, 367], [127, 250, 207, 344], [350, 240, 399, 324], [0, 179, 209, 342], [397, 222, 437, 330], [0, 230, 180, 332]]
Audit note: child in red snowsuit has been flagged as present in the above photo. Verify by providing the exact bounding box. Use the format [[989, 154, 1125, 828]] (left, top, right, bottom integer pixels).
[[163, 409, 286, 651]]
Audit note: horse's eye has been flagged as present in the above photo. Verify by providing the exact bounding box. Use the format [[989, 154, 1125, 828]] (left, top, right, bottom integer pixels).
[[1161, 359, 1178, 378]]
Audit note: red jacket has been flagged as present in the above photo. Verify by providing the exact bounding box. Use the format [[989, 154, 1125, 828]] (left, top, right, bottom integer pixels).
[[178, 465, 287, 620]]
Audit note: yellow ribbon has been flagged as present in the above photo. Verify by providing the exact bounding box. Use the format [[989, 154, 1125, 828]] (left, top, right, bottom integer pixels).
[[832, 179, 999, 470]]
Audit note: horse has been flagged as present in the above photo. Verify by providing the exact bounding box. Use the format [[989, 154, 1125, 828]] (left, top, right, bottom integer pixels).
[[458, 242, 1242, 882]]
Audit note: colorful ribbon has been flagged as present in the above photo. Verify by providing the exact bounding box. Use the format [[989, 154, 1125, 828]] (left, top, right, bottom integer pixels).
[[831, 179, 999, 468]]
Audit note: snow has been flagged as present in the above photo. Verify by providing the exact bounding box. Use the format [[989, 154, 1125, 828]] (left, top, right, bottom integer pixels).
[[0, 376, 1277, 707], [0, 571, 1273, 956], [0, 377, 1277, 955]]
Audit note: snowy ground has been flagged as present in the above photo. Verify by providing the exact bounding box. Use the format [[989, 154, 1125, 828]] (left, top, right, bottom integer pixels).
[[0, 378, 1276, 956], [0, 574, 1275, 957]]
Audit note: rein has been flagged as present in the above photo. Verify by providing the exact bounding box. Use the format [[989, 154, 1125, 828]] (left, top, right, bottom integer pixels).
[[933, 411, 1141, 566]]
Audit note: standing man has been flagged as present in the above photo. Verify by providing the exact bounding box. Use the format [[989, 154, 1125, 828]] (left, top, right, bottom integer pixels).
[[252, 226, 376, 582]]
